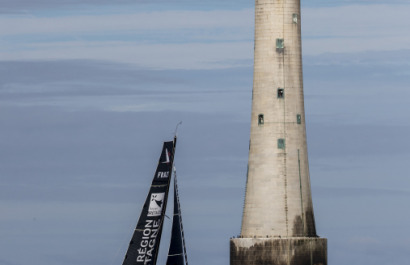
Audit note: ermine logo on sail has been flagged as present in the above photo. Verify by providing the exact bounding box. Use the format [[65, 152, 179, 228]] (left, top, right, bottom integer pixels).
[[148, 193, 165, 216]]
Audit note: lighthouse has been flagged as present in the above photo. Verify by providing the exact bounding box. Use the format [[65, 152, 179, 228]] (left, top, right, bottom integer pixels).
[[230, 0, 327, 264]]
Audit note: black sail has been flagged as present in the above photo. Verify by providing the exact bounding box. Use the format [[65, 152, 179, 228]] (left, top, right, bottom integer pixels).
[[122, 139, 176, 265], [166, 175, 188, 265]]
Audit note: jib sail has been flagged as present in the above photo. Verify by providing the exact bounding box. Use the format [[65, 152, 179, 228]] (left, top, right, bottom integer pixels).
[[166, 174, 188, 265], [122, 139, 176, 265]]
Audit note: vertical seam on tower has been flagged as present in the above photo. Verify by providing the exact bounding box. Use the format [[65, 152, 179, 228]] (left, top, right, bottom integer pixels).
[[298, 149, 306, 235], [282, 0, 289, 239]]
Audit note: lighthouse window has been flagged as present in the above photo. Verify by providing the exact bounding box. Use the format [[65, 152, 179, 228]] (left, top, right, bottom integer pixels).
[[293, 14, 299, 24], [297, 114, 301, 124], [258, 114, 264, 125], [278, 139, 285, 149], [277, 88, 284, 98], [276, 38, 284, 49]]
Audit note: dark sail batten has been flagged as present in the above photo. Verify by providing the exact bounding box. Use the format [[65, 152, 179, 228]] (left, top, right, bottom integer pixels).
[[122, 140, 176, 265]]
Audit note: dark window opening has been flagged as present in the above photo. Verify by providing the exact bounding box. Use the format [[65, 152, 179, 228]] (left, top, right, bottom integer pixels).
[[276, 38, 284, 49], [293, 13, 299, 24], [278, 139, 285, 149], [258, 114, 264, 125], [276, 38, 284, 53], [277, 88, 284, 98], [297, 114, 301, 124]]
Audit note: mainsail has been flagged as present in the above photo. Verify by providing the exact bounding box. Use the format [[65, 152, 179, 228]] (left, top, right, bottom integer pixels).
[[166, 173, 188, 265], [122, 139, 176, 265]]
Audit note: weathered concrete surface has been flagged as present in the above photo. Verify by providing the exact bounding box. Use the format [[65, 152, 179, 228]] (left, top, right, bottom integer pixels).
[[230, 238, 327, 265]]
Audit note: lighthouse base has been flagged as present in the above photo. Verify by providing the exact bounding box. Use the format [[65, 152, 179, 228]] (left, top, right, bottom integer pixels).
[[230, 237, 327, 265]]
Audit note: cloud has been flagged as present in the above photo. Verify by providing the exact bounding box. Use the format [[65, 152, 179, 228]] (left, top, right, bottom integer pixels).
[[2, 4, 410, 68], [1, 0, 406, 14], [0, 0, 157, 14], [0, 41, 253, 69], [303, 4, 410, 54], [0, 9, 253, 69], [0, 0, 253, 14], [315, 186, 410, 199], [0, 60, 252, 114], [0, 9, 253, 35]]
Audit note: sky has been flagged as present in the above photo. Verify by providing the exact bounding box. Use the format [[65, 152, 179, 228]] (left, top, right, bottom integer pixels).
[[1, 0, 410, 265]]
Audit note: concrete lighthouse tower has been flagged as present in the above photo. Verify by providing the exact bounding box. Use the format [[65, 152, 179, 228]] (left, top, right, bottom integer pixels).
[[230, 0, 327, 264]]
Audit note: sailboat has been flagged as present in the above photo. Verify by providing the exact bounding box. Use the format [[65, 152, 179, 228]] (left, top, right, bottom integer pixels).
[[122, 137, 188, 265]]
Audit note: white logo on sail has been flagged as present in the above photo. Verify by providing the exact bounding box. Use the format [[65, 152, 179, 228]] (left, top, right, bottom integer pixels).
[[157, 171, 169, 179], [147, 193, 165, 216], [161, 148, 170, 164]]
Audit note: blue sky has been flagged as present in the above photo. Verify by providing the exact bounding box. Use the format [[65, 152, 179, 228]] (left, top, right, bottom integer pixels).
[[1, 1, 410, 265]]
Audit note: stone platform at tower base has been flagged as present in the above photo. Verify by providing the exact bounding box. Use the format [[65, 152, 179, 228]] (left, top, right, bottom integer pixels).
[[230, 237, 327, 265]]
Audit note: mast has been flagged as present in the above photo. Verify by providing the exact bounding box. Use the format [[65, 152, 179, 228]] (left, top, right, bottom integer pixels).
[[122, 139, 176, 265]]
